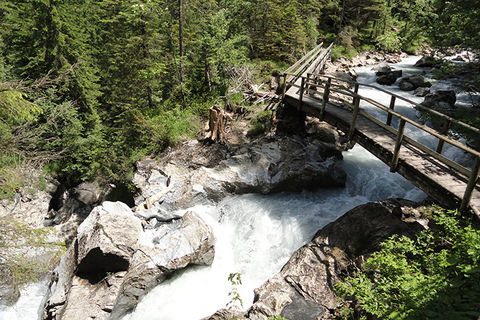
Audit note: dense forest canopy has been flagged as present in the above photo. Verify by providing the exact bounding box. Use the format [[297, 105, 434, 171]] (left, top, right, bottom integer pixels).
[[0, 0, 478, 193]]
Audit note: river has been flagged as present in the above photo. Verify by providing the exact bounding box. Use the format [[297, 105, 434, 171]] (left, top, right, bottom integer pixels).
[[1, 54, 471, 320]]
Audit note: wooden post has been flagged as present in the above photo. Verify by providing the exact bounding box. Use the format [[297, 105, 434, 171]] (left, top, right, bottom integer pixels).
[[299, 76, 306, 107], [436, 120, 451, 154], [353, 83, 360, 106], [348, 93, 361, 141], [390, 119, 406, 172], [460, 157, 480, 212], [281, 73, 287, 101], [386, 96, 396, 126], [320, 78, 331, 121]]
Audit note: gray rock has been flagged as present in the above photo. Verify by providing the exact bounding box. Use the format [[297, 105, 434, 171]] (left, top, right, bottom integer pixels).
[[376, 70, 402, 86], [422, 90, 457, 107], [414, 87, 430, 97], [399, 75, 431, 91], [135, 206, 183, 222], [399, 79, 415, 91], [76, 202, 143, 275], [73, 182, 114, 206], [415, 56, 440, 67], [373, 63, 392, 75], [42, 204, 215, 320], [111, 211, 215, 318], [133, 135, 345, 210]]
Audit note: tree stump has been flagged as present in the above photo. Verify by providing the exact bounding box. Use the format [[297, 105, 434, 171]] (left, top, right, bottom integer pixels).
[[207, 104, 226, 142]]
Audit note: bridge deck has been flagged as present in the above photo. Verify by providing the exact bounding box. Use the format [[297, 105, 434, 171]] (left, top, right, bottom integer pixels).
[[285, 92, 480, 212]]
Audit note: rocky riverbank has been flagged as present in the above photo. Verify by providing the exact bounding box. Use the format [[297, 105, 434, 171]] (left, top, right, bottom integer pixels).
[[0, 49, 436, 319], [205, 199, 429, 320]]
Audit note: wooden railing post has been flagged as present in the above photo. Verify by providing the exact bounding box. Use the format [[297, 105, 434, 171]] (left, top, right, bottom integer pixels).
[[299, 76, 306, 107], [320, 78, 331, 121], [348, 93, 361, 141], [391, 119, 406, 172], [353, 83, 360, 106], [281, 73, 287, 101], [436, 120, 451, 154], [386, 96, 396, 126], [460, 157, 480, 212]]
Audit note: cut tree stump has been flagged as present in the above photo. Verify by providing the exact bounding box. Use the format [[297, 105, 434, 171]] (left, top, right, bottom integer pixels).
[[207, 104, 226, 142]]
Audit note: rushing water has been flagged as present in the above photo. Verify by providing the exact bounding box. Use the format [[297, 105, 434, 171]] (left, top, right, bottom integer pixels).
[[0, 282, 47, 320], [124, 57, 439, 320], [4, 55, 471, 320]]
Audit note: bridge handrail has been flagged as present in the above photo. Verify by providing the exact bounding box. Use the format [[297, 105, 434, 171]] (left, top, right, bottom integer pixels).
[[295, 76, 480, 159], [283, 72, 480, 137], [282, 72, 480, 211], [284, 43, 324, 75]]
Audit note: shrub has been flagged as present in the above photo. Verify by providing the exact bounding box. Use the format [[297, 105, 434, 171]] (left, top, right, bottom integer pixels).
[[331, 45, 359, 61], [336, 207, 480, 320], [247, 110, 274, 136]]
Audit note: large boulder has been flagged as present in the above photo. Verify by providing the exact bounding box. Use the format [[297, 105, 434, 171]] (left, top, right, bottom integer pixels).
[[373, 64, 403, 85], [111, 211, 215, 318], [414, 87, 430, 97], [204, 199, 428, 320], [399, 75, 432, 91], [420, 90, 457, 125], [42, 202, 215, 320], [376, 70, 402, 85], [133, 134, 346, 210], [415, 56, 440, 67], [76, 202, 143, 276], [422, 90, 457, 107]]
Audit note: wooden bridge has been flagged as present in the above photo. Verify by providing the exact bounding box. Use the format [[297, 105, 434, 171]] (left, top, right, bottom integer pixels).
[[276, 44, 480, 216]]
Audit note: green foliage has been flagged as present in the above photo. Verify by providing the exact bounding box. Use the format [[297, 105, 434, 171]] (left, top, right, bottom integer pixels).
[[432, 0, 480, 48], [331, 45, 359, 61], [337, 208, 480, 320], [247, 110, 274, 136], [0, 90, 41, 125], [227, 272, 243, 311], [375, 30, 402, 52], [0, 218, 66, 285], [431, 61, 457, 80]]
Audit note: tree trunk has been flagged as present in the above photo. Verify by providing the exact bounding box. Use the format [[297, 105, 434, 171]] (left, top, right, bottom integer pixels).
[[178, 0, 184, 84], [207, 105, 226, 142]]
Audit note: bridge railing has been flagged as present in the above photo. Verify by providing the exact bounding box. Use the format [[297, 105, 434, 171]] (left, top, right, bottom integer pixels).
[[282, 72, 480, 212]]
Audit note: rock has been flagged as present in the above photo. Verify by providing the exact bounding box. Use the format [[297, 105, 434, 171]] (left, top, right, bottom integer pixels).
[[133, 134, 346, 210], [72, 182, 115, 206], [373, 63, 392, 75], [408, 75, 432, 88], [76, 202, 143, 276], [134, 206, 183, 222], [42, 247, 80, 320], [414, 87, 430, 97], [415, 56, 440, 67], [208, 199, 428, 320], [420, 90, 457, 127], [203, 309, 246, 320], [399, 75, 431, 91], [111, 211, 215, 318], [399, 80, 415, 91], [0, 265, 20, 306], [422, 90, 457, 107], [42, 204, 215, 320], [453, 55, 467, 62], [376, 70, 402, 86]]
